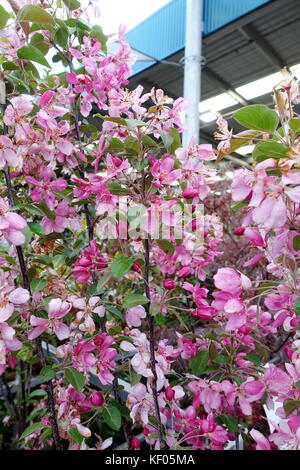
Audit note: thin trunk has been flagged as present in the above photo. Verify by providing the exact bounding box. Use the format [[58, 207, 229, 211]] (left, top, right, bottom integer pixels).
[[1, 100, 63, 450], [144, 238, 166, 450], [70, 81, 132, 448]]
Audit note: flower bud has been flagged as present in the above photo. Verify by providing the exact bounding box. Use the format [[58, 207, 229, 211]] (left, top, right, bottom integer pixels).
[[112, 155, 123, 168], [165, 386, 175, 401], [233, 227, 245, 236], [131, 438, 141, 450], [132, 262, 141, 272], [90, 391, 105, 407], [163, 279, 176, 290], [182, 188, 199, 199]]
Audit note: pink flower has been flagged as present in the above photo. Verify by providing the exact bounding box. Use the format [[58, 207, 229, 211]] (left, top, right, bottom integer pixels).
[[41, 200, 75, 235], [127, 383, 153, 425], [250, 429, 271, 450], [94, 333, 117, 385], [151, 156, 181, 188], [213, 268, 242, 295], [28, 299, 71, 340], [0, 198, 27, 245], [263, 364, 291, 395], [214, 117, 233, 157], [71, 296, 105, 334], [73, 241, 108, 284], [125, 306, 146, 327], [4, 96, 33, 126], [26, 166, 67, 210], [0, 136, 18, 169]]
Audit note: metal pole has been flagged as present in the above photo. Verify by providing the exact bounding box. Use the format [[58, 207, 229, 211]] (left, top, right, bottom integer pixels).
[[183, 0, 203, 147]]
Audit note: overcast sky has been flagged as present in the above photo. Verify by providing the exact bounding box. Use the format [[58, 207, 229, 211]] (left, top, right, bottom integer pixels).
[[98, 0, 171, 34]]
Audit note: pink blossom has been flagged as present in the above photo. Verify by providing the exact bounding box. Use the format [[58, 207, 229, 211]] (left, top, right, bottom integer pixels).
[[0, 198, 27, 245], [151, 156, 181, 188], [28, 298, 71, 340], [94, 333, 117, 385], [0, 136, 18, 169], [250, 429, 271, 450], [71, 296, 105, 335], [73, 240, 108, 284], [125, 306, 146, 327]]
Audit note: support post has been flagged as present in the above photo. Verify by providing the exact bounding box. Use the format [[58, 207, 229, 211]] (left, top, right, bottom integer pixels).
[[183, 0, 203, 147]]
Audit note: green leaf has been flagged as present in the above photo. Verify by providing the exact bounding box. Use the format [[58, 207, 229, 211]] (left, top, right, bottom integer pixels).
[[17, 45, 50, 68], [217, 414, 238, 433], [123, 293, 149, 308], [65, 367, 85, 393], [64, 19, 90, 31], [40, 428, 52, 440], [233, 105, 279, 133], [214, 354, 229, 365], [31, 254, 53, 267], [253, 141, 290, 162], [149, 301, 161, 316], [29, 389, 47, 398], [94, 114, 127, 126], [125, 119, 146, 130], [124, 136, 139, 155], [62, 0, 81, 11], [17, 5, 55, 24], [0, 6, 10, 29], [38, 201, 56, 219], [289, 118, 300, 133], [69, 427, 84, 444], [231, 200, 248, 210], [16, 344, 33, 362], [108, 137, 125, 153], [295, 381, 300, 389], [103, 405, 121, 431], [28, 222, 45, 237], [26, 406, 47, 423], [22, 225, 33, 249], [30, 278, 47, 293], [293, 235, 300, 251], [107, 180, 131, 196], [111, 255, 134, 278], [283, 399, 300, 416], [244, 353, 261, 366], [55, 27, 68, 49], [189, 350, 209, 377], [19, 422, 48, 440], [157, 239, 175, 256], [142, 135, 158, 148], [294, 298, 300, 316], [168, 128, 182, 153], [216, 130, 260, 162], [37, 365, 56, 383], [30, 33, 49, 54], [2, 61, 19, 71], [160, 129, 174, 149]]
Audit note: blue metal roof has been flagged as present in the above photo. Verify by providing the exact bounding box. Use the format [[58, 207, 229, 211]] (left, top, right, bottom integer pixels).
[[126, 0, 274, 76]]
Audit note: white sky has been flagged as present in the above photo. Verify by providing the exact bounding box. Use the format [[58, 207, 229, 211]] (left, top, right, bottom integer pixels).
[[98, 0, 171, 34], [2, 0, 171, 35]]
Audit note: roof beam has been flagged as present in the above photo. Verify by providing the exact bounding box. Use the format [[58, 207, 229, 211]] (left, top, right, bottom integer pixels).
[[239, 23, 284, 69], [203, 67, 251, 106]]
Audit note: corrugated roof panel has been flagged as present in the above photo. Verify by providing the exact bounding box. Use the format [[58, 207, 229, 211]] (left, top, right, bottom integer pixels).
[[127, 0, 275, 76], [203, 0, 274, 34]]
